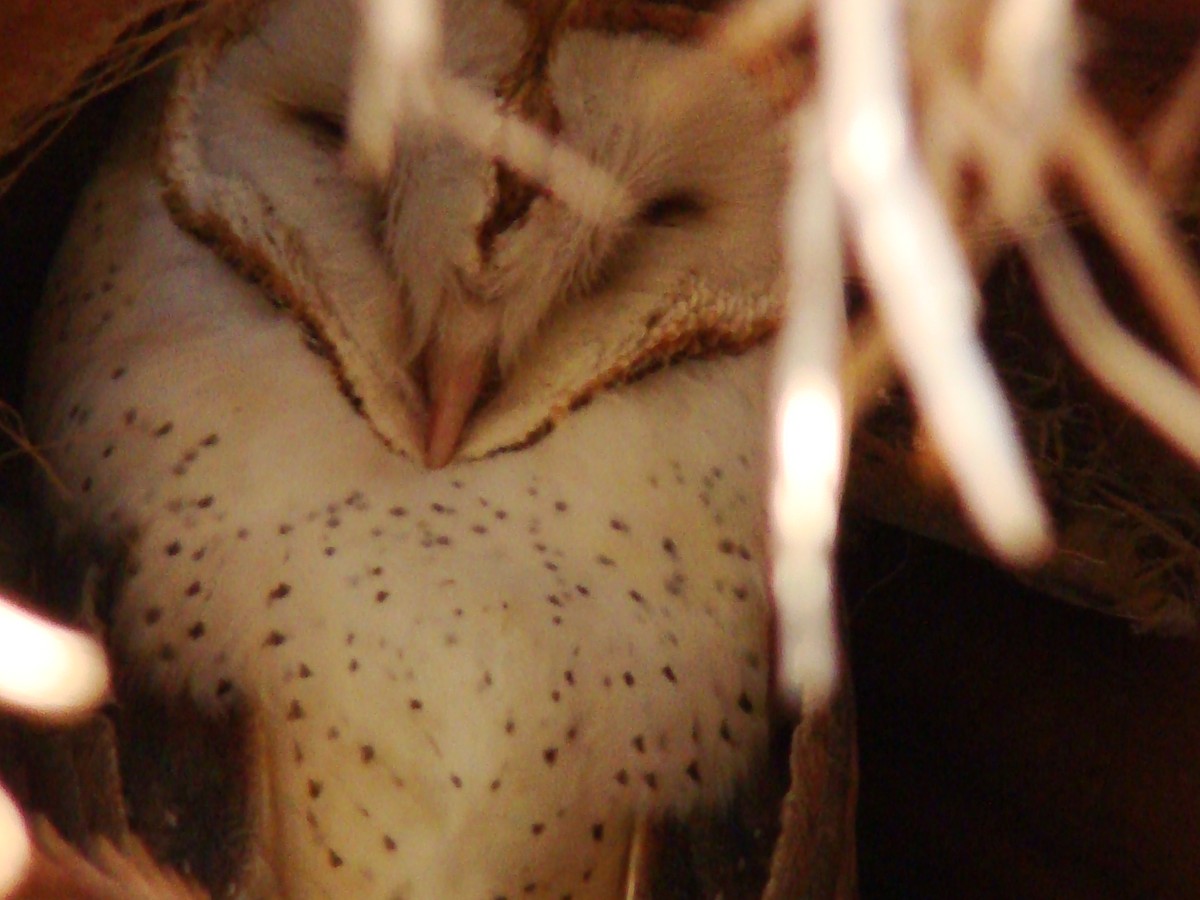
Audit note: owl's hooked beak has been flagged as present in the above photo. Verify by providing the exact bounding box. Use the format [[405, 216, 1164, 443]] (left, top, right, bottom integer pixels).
[[423, 299, 501, 468]]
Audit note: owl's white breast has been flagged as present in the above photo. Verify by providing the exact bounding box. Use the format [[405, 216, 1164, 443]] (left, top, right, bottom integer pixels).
[[29, 73, 773, 900]]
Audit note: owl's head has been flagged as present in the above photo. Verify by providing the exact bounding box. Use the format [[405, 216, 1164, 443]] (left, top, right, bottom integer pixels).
[[180, 0, 786, 465]]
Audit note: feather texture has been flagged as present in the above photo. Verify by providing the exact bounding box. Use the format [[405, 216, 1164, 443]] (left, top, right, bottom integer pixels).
[[27, 0, 785, 896]]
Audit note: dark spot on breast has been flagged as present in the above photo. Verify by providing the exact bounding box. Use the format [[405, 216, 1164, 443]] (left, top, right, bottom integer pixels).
[[308, 779, 323, 798], [361, 745, 375, 763], [661, 666, 677, 683], [187, 622, 205, 640], [543, 748, 558, 765], [165, 541, 182, 557], [686, 761, 702, 783], [265, 631, 286, 647], [737, 692, 754, 714]]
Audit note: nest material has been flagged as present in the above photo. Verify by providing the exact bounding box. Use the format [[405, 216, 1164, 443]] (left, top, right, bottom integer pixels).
[[0, 0, 204, 199]]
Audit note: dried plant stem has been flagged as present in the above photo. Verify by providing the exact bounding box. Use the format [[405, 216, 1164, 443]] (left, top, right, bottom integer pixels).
[[772, 112, 846, 708], [346, 0, 442, 178], [0, 596, 109, 899], [819, 0, 1051, 568], [947, 77, 1200, 467], [1056, 98, 1200, 382], [1026, 225, 1200, 467], [347, 0, 631, 222], [1142, 42, 1200, 202], [0, 791, 30, 899]]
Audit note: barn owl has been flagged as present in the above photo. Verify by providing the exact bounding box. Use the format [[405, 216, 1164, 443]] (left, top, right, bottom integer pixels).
[[26, 0, 789, 896]]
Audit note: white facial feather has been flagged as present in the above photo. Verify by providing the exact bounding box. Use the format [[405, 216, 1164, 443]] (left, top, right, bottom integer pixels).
[[190, 0, 785, 462], [26, 0, 785, 897]]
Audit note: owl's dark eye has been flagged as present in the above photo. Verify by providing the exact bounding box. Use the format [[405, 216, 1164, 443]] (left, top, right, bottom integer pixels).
[[639, 191, 706, 227], [288, 106, 347, 145]]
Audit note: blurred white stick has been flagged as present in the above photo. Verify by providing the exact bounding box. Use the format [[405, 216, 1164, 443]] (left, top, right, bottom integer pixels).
[[0, 594, 109, 898], [1027, 226, 1200, 467], [1143, 42, 1200, 201], [1058, 99, 1200, 383], [819, 0, 1051, 566], [0, 790, 30, 899], [0, 598, 108, 719], [946, 73, 1200, 469], [346, 0, 442, 179], [982, 0, 1073, 143], [978, 0, 1073, 223], [347, 0, 632, 224], [772, 112, 846, 710]]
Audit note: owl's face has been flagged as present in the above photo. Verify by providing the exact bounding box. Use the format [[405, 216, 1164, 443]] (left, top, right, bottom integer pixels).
[[203, 0, 786, 464]]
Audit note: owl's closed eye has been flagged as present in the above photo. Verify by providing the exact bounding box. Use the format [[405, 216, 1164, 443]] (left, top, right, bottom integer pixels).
[[203, 0, 785, 465]]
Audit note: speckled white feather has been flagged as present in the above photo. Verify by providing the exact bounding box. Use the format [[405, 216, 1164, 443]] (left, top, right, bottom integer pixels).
[[27, 1, 782, 897]]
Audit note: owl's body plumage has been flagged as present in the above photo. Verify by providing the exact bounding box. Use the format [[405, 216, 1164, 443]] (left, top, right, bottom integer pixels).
[[28, 0, 783, 896]]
